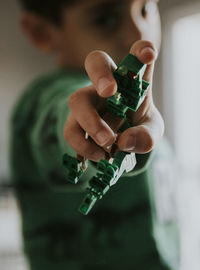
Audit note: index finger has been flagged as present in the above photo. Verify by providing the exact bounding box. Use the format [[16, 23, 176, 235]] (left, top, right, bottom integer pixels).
[[85, 41, 157, 101], [85, 50, 118, 98]]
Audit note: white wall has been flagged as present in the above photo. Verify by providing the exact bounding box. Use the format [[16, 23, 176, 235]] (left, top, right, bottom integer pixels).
[[0, 0, 53, 180], [159, 1, 200, 269], [160, 0, 200, 147]]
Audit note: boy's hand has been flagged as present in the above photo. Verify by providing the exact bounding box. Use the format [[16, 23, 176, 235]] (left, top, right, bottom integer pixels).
[[64, 40, 164, 162]]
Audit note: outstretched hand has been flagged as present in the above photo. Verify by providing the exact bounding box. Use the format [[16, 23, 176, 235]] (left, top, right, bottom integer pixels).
[[64, 40, 164, 162]]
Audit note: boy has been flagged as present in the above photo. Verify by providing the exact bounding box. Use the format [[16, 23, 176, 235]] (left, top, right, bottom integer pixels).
[[11, 0, 176, 269]]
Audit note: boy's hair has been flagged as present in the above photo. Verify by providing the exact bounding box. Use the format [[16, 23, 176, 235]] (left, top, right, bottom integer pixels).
[[18, 0, 79, 24]]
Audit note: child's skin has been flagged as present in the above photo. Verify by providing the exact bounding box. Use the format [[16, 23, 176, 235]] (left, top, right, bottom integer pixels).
[[21, 0, 164, 162]]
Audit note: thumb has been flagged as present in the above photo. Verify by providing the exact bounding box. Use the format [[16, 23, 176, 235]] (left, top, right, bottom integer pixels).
[[117, 106, 164, 153]]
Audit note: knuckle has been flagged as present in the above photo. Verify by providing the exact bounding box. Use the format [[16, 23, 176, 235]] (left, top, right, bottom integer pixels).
[[68, 92, 77, 109], [80, 145, 94, 160], [77, 138, 93, 156], [89, 149, 105, 162], [145, 137, 154, 152], [86, 50, 103, 63], [85, 50, 113, 72], [88, 149, 97, 159], [63, 125, 71, 143], [81, 142, 89, 154], [68, 90, 82, 109], [143, 40, 155, 50], [144, 133, 154, 152], [141, 126, 154, 152]]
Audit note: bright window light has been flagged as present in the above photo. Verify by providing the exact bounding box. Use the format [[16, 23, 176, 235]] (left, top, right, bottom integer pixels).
[[172, 13, 200, 173]]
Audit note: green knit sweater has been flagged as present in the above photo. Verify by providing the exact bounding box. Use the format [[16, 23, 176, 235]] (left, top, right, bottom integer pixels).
[[10, 69, 177, 270]]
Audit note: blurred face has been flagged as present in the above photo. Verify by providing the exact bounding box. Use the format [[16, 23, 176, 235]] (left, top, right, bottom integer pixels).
[[56, 0, 161, 69]]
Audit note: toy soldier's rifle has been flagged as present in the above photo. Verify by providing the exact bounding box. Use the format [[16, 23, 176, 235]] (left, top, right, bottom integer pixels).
[[63, 53, 150, 215]]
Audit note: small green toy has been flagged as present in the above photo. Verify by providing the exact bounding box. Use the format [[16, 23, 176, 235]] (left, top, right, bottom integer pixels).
[[63, 54, 150, 215], [63, 155, 88, 184]]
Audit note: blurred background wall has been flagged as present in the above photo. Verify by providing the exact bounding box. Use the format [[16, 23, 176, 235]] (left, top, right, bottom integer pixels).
[[0, 1, 53, 269], [0, 0, 200, 269], [0, 0, 53, 181]]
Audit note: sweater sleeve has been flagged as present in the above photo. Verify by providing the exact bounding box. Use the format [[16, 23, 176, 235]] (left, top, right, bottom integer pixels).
[[29, 73, 96, 191], [29, 72, 152, 191]]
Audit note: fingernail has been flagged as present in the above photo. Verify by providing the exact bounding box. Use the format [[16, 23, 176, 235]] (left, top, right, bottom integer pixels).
[[98, 77, 113, 95], [96, 130, 112, 146], [140, 46, 158, 58], [123, 136, 136, 151]]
